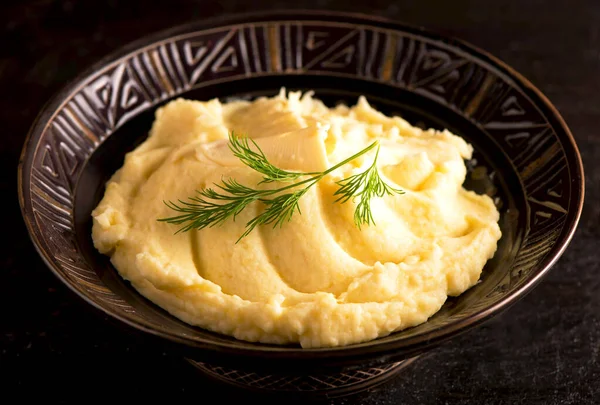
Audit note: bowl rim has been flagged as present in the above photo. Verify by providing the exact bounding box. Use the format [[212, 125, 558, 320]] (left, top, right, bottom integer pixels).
[[18, 9, 585, 366]]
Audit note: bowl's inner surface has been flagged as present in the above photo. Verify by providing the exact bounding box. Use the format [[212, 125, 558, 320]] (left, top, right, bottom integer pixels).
[[74, 74, 527, 349]]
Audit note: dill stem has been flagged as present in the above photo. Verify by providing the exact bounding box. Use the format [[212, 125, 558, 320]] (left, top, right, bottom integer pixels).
[[246, 140, 379, 199]]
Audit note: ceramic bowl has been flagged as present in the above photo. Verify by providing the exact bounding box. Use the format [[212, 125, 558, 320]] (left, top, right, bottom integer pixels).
[[18, 10, 584, 398]]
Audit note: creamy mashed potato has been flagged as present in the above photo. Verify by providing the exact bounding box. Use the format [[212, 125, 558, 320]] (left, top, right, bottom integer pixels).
[[91, 89, 502, 348]]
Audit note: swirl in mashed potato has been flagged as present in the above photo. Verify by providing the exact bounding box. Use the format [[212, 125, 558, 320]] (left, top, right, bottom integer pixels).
[[91, 89, 501, 348]]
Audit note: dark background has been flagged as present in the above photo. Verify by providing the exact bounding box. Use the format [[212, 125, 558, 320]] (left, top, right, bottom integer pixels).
[[2, 1, 599, 404]]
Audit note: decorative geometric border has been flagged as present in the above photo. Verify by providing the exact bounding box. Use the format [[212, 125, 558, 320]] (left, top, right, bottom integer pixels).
[[187, 358, 408, 394], [20, 15, 581, 357]]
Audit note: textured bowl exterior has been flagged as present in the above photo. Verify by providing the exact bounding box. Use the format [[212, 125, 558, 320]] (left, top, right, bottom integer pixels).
[[18, 11, 584, 372]]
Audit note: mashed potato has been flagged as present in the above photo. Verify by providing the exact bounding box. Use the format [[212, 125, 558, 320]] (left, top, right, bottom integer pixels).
[[91, 89, 501, 348]]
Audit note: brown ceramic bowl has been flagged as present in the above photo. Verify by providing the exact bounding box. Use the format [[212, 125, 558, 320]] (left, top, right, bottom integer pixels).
[[18, 10, 584, 398]]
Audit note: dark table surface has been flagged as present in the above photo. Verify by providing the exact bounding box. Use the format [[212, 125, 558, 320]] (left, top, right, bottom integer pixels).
[[3, 0, 599, 404]]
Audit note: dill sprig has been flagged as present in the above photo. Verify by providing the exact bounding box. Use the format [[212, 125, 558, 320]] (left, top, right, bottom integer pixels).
[[228, 132, 319, 183], [160, 179, 263, 234], [158, 133, 403, 242], [334, 145, 405, 229]]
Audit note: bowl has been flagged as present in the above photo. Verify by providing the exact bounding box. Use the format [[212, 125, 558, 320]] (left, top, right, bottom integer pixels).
[[18, 10, 584, 398]]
